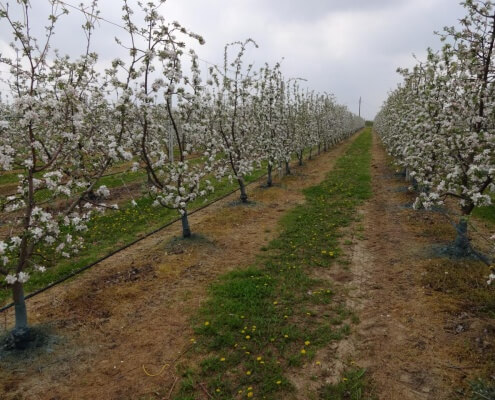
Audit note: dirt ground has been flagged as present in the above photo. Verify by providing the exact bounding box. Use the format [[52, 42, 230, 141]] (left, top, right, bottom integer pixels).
[[2, 132, 494, 400], [339, 133, 495, 399], [0, 136, 357, 400]]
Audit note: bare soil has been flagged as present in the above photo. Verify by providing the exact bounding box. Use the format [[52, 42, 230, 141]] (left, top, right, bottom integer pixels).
[[0, 138, 356, 400], [339, 133, 495, 399], [2, 133, 494, 400]]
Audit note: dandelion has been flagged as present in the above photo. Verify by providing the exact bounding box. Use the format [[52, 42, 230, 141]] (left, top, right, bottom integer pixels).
[[301, 349, 306, 355], [304, 340, 310, 346], [276, 380, 282, 385], [246, 335, 251, 340], [204, 321, 210, 326], [316, 361, 321, 365], [246, 370, 252, 375], [247, 392, 253, 398], [220, 357, 226, 362]]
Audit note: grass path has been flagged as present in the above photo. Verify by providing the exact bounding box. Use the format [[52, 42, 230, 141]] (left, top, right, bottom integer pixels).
[[173, 129, 373, 400]]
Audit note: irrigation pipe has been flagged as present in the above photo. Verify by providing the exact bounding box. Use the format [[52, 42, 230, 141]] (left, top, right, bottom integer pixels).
[[0, 131, 360, 313], [0, 171, 266, 313]]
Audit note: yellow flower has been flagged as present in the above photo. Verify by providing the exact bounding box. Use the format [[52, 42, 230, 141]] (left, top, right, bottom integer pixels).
[[220, 357, 226, 362], [257, 356, 262, 361], [284, 334, 289, 338], [343, 377, 348, 381], [246, 335, 251, 340], [316, 361, 321, 365], [247, 392, 253, 398], [276, 380, 282, 385], [216, 388, 220, 393], [304, 340, 310, 346], [204, 321, 210, 326], [301, 349, 306, 355], [273, 301, 278, 305], [246, 370, 252, 375]]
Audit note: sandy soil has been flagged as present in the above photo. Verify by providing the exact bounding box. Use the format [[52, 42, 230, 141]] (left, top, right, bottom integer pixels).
[[343, 133, 495, 399], [0, 136, 357, 400]]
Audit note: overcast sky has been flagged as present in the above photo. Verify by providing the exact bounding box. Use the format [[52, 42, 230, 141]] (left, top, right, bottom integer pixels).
[[0, 0, 466, 119]]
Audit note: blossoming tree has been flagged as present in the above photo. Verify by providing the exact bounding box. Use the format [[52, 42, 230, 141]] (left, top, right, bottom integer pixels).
[[0, 1, 125, 345]]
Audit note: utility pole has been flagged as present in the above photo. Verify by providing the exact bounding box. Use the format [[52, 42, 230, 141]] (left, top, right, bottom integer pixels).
[[358, 96, 362, 118]]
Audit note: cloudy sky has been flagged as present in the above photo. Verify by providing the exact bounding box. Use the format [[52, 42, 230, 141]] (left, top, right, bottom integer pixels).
[[0, 0, 466, 119]]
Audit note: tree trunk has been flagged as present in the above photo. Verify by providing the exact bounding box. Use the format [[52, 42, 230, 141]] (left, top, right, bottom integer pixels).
[[12, 282, 31, 348], [453, 218, 470, 257], [285, 161, 291, 175], [309, 148, 312, 160], [298, 151, 303, 166], [238, 179, 248, 203], [181, 210, 191, 238], [318, 144, 321, 155], [267, 164, 273, 187]]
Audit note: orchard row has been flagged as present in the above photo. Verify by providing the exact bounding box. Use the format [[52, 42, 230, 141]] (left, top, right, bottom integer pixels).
[[375, 0, 495, 260], [0, 1, 363, 341]]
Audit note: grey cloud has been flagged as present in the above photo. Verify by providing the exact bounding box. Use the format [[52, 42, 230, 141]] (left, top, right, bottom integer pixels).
[[0, 0, 469, 118]]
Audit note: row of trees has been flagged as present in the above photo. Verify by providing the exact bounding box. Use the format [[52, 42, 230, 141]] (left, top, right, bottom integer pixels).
[[375, 0, 495, 258], [0, 0, 363, 345]]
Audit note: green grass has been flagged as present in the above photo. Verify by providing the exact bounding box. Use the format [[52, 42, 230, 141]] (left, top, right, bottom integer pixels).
[[470, 379, 495, 400], [472, 205, 495, 224], [319, 368, 375, 400], [173, 129, 372, 400]]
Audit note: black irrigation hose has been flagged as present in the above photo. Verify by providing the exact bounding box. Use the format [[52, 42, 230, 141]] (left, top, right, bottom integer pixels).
[[0, 172, 267, 313], [0, 132, 361, 313]]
